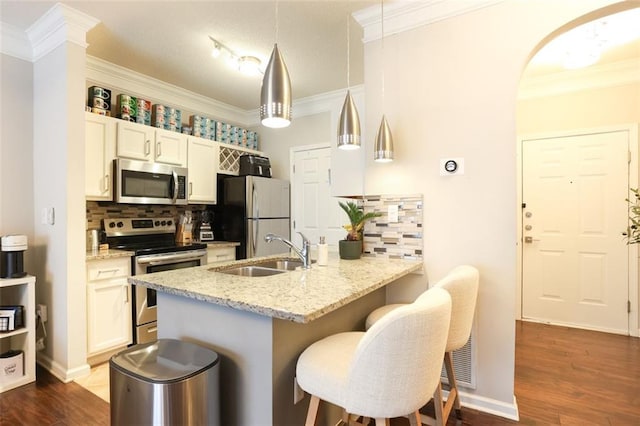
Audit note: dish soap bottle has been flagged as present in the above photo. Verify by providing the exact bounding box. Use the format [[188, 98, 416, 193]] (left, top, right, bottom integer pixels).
[[317, 236, 328, 266]]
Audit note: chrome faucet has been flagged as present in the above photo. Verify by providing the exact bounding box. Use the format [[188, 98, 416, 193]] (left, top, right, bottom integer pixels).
[[265, 232, 311, 269]]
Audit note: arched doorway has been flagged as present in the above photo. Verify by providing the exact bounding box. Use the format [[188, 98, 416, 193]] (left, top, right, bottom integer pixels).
[[516, 7, 640, 336]]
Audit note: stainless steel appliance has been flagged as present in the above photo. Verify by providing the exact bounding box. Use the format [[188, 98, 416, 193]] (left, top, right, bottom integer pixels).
[[114, 158, 188, 205], [217, 176, 290, 259], [103, 217, 207, 344]]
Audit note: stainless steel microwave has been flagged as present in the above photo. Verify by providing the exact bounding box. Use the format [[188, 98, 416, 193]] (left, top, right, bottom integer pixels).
[[114, 158, 188, 205]]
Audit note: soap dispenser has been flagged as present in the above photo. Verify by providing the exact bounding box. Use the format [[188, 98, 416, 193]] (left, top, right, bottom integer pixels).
[[317, 236, 328, 266]]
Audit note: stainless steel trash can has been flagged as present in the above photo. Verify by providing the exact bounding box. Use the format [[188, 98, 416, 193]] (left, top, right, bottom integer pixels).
[[110, 339, 219, 425]]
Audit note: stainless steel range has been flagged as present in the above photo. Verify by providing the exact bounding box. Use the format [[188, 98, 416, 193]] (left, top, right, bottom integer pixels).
[[103, 217, 208, 344]]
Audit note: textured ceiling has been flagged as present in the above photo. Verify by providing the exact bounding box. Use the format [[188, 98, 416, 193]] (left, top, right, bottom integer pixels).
[[0, 0, 376, 110], [1, 2, 638, 111]]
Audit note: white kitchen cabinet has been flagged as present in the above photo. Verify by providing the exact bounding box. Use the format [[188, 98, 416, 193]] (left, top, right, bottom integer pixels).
[[187, 137, 219, 204], [86, 257, 132, 357], [0, 276, 35, 394], [207, 245, 235, 264], [116, 120, 187, 167], [85, 112, 116, 200]]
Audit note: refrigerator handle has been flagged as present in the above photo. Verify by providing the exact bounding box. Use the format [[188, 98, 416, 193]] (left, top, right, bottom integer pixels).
[[253, 182, 259, 255], [252, 182, 260, 217]]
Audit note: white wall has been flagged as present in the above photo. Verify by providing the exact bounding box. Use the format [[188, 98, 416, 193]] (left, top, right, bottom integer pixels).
[[359, 0, 631, 416], [32, 40, 89, 381], [259, 111, 331, 180], [0, 53, 34, 274]]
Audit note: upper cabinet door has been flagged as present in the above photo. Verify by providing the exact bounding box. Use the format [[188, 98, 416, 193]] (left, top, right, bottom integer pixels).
[[155, 128, 188, 167], [85, 112, 116, 201], [116, 120, 154, 161], [187, 137, 218, 204]]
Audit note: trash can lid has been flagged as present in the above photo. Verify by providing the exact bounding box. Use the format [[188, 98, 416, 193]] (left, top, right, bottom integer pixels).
[[110, 339, 219, 384]]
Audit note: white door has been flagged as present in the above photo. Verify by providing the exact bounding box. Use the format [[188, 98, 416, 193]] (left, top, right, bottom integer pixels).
[[522, 130, 630, 334], [291, 146, 346, 249]]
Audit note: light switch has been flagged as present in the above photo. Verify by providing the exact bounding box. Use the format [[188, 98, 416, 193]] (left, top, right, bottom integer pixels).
[[388, 205, 399, 223], [41, 207, 55, 225]]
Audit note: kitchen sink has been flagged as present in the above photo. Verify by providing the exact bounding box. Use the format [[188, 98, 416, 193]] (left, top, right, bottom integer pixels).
[[216, 266, 285, 277], [213, 258, 315, 277], [249, 259, 311, 271]]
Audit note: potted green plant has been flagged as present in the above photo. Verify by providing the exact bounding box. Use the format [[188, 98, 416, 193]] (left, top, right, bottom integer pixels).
[[338, 201, 382, 259]]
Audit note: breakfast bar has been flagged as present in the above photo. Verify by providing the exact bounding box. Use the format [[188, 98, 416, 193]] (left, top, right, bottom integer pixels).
[[129, 253, 422, 425]]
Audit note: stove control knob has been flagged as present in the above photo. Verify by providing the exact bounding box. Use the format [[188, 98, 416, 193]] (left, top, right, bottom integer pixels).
[[117, 221, 124, 228], [167, 220, 172, 226], [155, 220, 160, 226], [161, 220, 167, 226], [108, 222, 116, 228]]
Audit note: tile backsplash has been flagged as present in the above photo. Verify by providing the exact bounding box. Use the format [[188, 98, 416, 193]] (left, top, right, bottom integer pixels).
[[86, 201, 203, 230], [362, 194, 423, 260]]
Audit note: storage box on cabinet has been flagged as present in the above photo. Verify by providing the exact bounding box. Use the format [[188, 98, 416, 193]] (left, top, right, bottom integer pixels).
[[86, 257, 132, 357]]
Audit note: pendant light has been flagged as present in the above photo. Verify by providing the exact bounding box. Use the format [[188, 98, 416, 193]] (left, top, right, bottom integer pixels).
[[260, 1, 292, 128], [337, 14, 361, 150], [374, 0, 394, 163]]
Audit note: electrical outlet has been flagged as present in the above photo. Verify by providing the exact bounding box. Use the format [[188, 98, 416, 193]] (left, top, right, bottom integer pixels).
[[293, 376, 305, 404], [37, 304, 47, 322]]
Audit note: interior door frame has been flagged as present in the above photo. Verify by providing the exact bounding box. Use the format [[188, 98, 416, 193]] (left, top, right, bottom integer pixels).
[[516, 124, 639, 337]]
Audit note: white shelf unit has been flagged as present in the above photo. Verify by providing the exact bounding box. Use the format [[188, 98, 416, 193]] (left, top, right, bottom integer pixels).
[[0, 276, 36, 393], [218, 144, 263, 175]]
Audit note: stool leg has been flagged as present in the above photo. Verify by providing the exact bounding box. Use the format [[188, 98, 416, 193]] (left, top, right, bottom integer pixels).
[[433, 382, 446, 426], [443, 351, 462, 419], [374, 418, 389, 426], [305, 395, 321, 426], [408, 411, 421, 426]]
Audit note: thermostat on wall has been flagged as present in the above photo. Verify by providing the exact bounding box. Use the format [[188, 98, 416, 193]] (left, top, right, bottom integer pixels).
[[440, 158, 464, 176]]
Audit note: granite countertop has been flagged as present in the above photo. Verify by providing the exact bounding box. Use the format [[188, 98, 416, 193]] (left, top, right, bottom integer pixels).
[[86, 249, 134, 261], [129, 253, 422, 323]]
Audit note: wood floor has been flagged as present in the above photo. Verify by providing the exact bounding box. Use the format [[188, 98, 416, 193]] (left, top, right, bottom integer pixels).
[[1, 321, 638, 425]]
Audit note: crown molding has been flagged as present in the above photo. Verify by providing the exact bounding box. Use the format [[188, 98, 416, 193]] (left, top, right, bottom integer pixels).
[[353, 0, 505, 43], [519, 57, 640, 100], [86, 56, 250, 125], [0, 22, 33, 61], [26, 3, 99, 61]]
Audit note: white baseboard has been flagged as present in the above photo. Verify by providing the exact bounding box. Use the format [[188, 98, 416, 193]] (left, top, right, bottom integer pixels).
[[36, 352, 91, 383], [442, 389, 519, 421]]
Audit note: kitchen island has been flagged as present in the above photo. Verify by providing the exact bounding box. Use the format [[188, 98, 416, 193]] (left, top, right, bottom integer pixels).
[[129, 253, 422, 425]]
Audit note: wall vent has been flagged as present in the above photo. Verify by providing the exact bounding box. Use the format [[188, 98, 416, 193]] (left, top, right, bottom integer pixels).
[[440, 324, 476, 389]]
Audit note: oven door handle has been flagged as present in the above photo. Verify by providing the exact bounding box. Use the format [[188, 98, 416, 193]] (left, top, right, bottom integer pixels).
[[136, 250, 207, 265]]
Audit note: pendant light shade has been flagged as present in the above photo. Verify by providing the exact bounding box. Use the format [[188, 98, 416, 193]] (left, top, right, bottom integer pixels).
[[260, 43, 292, 128], [374, 0, 394, 162], [374, 115, 394, 163], [337, 90, 361, 150]]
